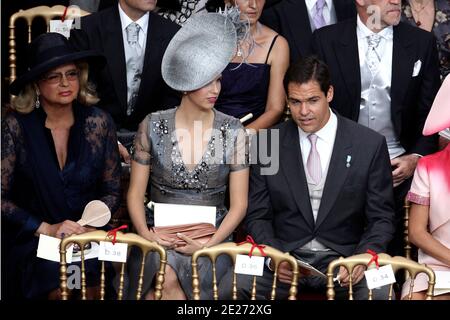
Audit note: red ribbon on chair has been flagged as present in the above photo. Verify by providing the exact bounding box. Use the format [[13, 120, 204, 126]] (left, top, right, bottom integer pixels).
[[107, 225, 128, 245], [237, 235, 267, 257], [367, 249, 380, 269], [61, 6, 68, 22]]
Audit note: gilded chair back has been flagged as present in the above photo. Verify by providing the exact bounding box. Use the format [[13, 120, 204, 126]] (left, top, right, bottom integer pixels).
[[60, 230, 167, 300], [404, 198, 412, 261], [404, 198, 413, 280], [326, 253, 435, 300], [8, 5, 90, 86], [191, 242, 299, 300]]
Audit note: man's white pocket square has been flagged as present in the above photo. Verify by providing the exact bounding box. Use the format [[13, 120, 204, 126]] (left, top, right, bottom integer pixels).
[[412, 60, 422, 77]]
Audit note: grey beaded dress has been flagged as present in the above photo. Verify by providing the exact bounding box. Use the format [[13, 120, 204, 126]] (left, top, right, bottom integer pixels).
[[126, 107, 248, 299]]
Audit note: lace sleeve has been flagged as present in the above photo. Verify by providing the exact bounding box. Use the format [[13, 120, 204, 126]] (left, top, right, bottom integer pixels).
[[131, 115, 151, 165], [1, 116, 43, 236], [98, 112, 121, 215], [230, 119, 250, 172]]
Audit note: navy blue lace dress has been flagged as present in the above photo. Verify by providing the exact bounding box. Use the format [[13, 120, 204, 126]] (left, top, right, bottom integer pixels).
[[1, 102, 121, 299]]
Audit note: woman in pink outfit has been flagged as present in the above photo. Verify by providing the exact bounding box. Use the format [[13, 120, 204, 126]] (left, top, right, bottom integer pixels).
[[401, 76, 450, 300]]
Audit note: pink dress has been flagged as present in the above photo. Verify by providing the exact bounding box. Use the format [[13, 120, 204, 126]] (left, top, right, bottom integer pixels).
[[401, 145, 450, 298]]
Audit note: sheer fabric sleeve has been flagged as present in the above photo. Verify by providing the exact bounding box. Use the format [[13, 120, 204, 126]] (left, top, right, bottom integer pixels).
[[131, 115, 151, 165], [1, 116, 43, 237], [97, 112, 122, 214]]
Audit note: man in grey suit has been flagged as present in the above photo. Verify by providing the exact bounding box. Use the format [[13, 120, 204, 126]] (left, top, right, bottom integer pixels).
[[223, 56, 395, 299]]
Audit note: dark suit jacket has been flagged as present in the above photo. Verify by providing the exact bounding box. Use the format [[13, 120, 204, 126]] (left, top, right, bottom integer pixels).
[[70, 7, 181, 131], [311, 19, 440, 156], [246, 114, 395, 257], [260, 0, 356, 64]]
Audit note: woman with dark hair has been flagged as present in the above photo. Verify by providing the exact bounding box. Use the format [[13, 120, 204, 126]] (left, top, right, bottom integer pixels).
[[214, 0, 290, 131], [2, 32, 121, 299], [401, 76, 450, 300], [126, 9, 249, 300]]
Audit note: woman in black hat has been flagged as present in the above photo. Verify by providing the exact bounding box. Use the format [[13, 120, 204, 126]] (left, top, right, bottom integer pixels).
[[1, 32, 121, 299]]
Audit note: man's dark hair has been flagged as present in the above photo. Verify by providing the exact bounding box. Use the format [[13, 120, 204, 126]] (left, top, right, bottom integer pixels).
[[283, 55, 331, 95]]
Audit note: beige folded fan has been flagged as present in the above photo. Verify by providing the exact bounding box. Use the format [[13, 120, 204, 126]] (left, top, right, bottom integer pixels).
[[77, 200, 111, 227]]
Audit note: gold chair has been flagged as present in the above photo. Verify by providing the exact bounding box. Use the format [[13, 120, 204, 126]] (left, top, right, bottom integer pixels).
[[59, 230, 167, 300], [404, 198, 412, 261], [191, 242, 299, 300], [326, 253, 435, 300], [8, 5, 90, 86]]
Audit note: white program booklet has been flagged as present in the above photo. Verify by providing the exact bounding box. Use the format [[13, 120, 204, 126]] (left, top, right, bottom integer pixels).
[[434, 271, 450, 296], [148, 202, 216, 227], [295, 258, 327, 279]]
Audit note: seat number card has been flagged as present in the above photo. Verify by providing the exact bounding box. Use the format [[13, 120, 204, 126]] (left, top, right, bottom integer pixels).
[[49, 20, 73, 38], [364, 264, 396, 289], [98, 241, 128, 263], [234, 254, 264, 276]]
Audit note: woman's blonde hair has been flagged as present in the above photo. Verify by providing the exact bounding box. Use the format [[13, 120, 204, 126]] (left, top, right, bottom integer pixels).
[[11, 61, 99, 114]]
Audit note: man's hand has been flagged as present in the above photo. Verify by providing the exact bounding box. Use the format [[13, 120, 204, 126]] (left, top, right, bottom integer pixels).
[[391, 154, 419, 187], [276, 261, 311, 284], [337, 265, 366, 287], [118, 143, 131, 164]]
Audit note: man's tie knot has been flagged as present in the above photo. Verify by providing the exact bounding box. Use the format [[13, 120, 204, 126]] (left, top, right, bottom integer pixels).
[[126, 22, 140, 46], [367, 34, 382, 49], [307, 134, 322, 185], [313, 0, 327, 30], [308, 133, 318, 145], [315, 0, 326, 11]]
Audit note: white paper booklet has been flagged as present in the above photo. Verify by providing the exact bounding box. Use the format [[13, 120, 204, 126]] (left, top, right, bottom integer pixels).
[[295, 258, 327, 279], [148, 201, 216, 227]]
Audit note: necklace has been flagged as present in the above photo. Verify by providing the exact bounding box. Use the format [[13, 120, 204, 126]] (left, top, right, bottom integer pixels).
[[409, 0, 433, 27]]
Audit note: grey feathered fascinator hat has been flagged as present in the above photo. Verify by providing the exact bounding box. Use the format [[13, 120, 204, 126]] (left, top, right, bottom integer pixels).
[[161, 6, 251, 92]]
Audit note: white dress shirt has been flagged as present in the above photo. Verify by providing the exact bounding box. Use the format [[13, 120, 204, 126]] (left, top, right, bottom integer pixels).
[[356, 15, 393, 69], [298, 110, 338, 177], [118, 3, 149, 50], [305, 0, 337, 31]]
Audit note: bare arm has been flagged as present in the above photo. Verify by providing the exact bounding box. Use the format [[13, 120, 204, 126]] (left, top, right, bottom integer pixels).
[[207, 168, 249, 246], [246, 34, 289, 131], [409, 203, 450, 266]]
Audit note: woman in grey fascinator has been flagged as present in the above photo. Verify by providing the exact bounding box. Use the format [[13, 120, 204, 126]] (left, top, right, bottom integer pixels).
[[126, 8, 250, 299]]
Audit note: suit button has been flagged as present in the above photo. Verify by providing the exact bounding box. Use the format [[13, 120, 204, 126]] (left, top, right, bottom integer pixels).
[[370, 116, 375, 120]]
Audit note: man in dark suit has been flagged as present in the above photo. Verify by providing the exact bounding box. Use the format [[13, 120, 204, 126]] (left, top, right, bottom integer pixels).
[[226, 57, 395, 300], [70, 0, 180, 161], [260, 0, 356, 64], [311, 0, 440, 256]]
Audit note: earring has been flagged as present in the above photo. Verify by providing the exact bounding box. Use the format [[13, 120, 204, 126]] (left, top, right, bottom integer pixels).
[[35, 93, 40, 108], [183, 91, 187, 95]]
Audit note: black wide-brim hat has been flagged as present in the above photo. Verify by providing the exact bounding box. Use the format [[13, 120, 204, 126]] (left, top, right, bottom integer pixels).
[[10, 32, 105, 95]]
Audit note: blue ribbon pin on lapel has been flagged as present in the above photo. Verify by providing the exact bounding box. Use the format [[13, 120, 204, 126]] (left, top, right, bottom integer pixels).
[[346, 155, 352, 168]]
